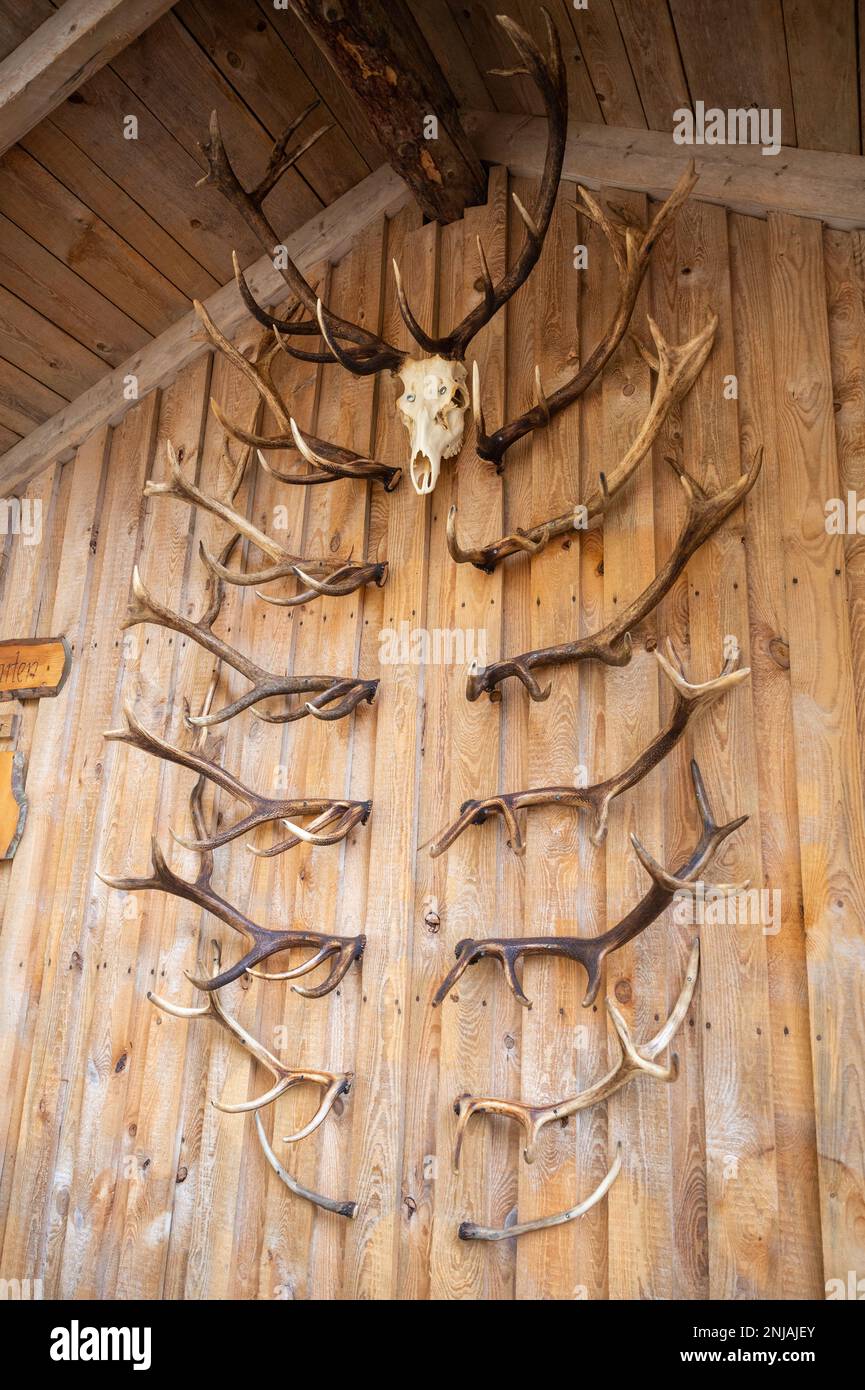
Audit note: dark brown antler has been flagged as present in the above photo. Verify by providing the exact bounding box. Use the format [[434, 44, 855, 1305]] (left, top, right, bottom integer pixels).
[[430, 642, 747, 856], [123, 563, 377, 727], [196, 299, 401, 490], [198, 106, 405, 374], [474, 162, 699, 469], [104, 701, 371, 857], [146, 441, 387, 598], [431, 760, 747, 1010], [453, 940, 699, 1172], [467, 448, 764, 703], [458, 1144, 622, 1242], [98, 760, 365, 992], [148, 945, 352, 1141], [390, 11, 566, 363], [448, 313, 717, 569]]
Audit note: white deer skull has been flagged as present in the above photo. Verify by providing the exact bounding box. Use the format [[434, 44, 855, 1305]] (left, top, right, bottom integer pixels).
[[396, 356, 469, 495]]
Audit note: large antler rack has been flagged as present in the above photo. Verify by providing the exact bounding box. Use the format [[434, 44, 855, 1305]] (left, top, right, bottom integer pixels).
[[98, 756, 366, 992], [448, 312, 718, 569], [430, 642, 748, 856], [104, 701, 371, 858], [145, 441, 387, 601], [466, 448, 764, 703], [213, 11, 566, 379], [453, 940, 700, 1172], [123, 558, 377, 728], [431, 760, 747, 1010], [473, 162, 699, 470], [195, 298, 401, 491]]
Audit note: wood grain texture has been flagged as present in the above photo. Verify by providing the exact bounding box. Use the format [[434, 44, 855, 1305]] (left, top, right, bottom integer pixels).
[[0, 180, 861, 1298]]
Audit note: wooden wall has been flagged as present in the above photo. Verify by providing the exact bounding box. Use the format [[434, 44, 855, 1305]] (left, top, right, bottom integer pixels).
[[0, 169, 863, 1300]]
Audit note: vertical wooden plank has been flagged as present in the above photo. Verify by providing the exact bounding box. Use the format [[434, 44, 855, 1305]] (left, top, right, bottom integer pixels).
[[428, 166, 508, 1300], [673, 200, 781, 1298], [600, 189, 674, 1299], [156, 344, 262, 1301], [0, 400, 153, 1291], [728, 210, 822, 1297], [54, 361, 208, 1298], [397, 214, 460, 1301], [646, 206, 710, 1300], [341, 200, 428, 1300], [273, 231, 382, 1301], [510, 186, 583, 1298], [768, 210, 865, 1285]]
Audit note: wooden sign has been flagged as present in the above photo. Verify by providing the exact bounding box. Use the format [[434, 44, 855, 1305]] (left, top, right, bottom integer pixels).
[[0, 750, 26, 859], [0, 637, 71, 700]]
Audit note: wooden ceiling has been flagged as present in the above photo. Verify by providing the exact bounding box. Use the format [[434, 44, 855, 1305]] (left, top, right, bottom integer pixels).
[[0, 0, 862, 453]]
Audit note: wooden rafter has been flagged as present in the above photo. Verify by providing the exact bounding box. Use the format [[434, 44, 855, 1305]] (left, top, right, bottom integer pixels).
[[0, 0, 177, 156], [464, 111, 865, 231]]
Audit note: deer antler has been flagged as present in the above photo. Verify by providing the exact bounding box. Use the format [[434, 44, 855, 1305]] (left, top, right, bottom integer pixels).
[[104, 701, 371, 857], [473, 162, 699, 470], [145, 440, 387, 598], [467, 448, 764, 703], [148, 944, 352, 1141], [196, 299, 401, 490], [123, 562, 377, 727], [431, 760, 747, 1010], [453, 940, 699, 1171], [430, 641, 747, 855], [458, 1144, 623, 1242], [449, 313, 718, 568]]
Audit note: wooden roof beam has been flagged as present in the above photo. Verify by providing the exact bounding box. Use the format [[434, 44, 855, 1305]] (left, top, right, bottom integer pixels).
[[0, 0, 176, 156], [0, 162, 410, 494], [288, 0, 486, 224], [464, 111, 865, 231]]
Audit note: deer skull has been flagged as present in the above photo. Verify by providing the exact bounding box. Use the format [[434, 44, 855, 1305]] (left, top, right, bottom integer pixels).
[[396, 356, 469, 495]]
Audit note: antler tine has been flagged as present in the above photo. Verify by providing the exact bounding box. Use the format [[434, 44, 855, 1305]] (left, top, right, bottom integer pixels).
[[467, 448, 764, 702], [200, 109, 403, 370], [247, 800, 371, 859], [643, 936, 701, 1061], [256, 562, 386, 608], [392, 256, 442, 356], [452, 312, 718, 571], [254, 1112, 357, 1220], [476, 161, 701, 469], [451, 944, 701, 1173], [458, 1145, 623, 1242]]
